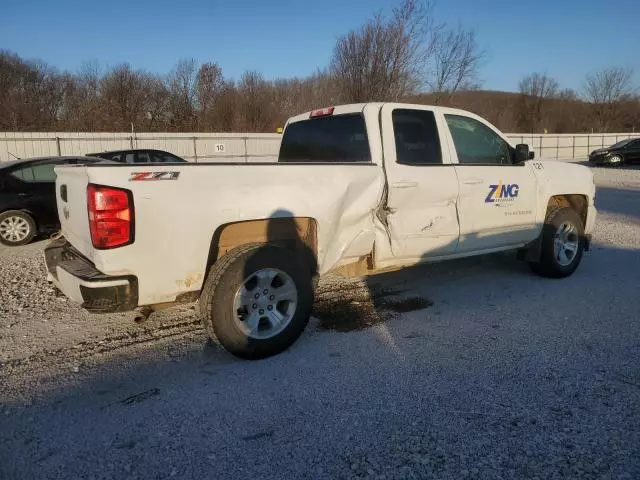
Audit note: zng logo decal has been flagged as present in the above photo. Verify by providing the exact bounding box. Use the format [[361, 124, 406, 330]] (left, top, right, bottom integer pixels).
[[485, 181, 519, 203], [129, 171, 180, 181]]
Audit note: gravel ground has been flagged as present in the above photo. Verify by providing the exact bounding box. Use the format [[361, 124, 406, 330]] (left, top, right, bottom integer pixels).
[[1, 162, 639, 479]]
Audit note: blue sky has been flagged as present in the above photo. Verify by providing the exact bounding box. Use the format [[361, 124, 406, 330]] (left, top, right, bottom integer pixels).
[[1, 0, 638, 93]]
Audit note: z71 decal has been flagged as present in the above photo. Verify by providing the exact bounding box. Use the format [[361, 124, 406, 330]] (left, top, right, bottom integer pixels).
[[485, 182, 519, 203], [129, 172, 180, 181]]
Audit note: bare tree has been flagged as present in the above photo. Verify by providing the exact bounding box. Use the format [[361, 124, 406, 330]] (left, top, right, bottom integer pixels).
[[237, 71, 273, 132], [584, 67, 633, 103], [516, 73, 559, 132], [428, 25, 485, 102], [210, 80, 239, 131], [330, 0, 438, 102], [584, 67, 634, 131], [141, 75, 171, 131], [71, 61, 103, 130], [547, 88, 588, 133], [100, 63, 153, 130], [167, 58, 198, 130], [519, 73, 559, 101], [3, 44, 638, 134], [196, 62, 225, 130], [0, 51, 67, 131], [557, 88, 578, 101]]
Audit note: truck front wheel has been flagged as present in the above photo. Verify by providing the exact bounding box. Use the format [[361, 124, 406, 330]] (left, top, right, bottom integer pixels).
[[198, 243, 315, 359], [529, 206, 585, 278]]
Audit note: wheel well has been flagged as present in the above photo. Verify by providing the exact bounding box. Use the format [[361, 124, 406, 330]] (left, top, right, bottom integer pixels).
[[0, 209, 38, 227], [547, 195, 588, 227], [204, 217, 318, 283]]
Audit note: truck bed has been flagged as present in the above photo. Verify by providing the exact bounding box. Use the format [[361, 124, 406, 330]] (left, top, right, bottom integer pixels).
[[54, 162, 386, 305]]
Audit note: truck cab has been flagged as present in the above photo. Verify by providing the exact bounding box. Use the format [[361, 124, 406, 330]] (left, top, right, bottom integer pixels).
[[280, 103, 595, 268]]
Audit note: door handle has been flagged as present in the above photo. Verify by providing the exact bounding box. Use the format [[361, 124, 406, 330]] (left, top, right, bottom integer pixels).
[[18, 192, 33, 197], [462, 178, 483, 185], [391, 181, 418, 189]]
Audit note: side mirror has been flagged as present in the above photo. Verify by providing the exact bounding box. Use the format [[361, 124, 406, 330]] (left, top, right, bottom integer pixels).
[[528, 151, 535, 160], [515, 143, 530, 163]]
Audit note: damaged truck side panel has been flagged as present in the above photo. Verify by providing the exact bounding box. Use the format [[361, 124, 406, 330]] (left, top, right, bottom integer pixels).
[[54, 158, 386, 306]]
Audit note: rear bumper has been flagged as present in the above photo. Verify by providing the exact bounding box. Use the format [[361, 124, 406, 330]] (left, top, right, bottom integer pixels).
[[44, 237, 138, 313]]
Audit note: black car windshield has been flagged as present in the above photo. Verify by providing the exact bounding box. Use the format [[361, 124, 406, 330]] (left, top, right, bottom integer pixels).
[[610, 139, 632, 149]]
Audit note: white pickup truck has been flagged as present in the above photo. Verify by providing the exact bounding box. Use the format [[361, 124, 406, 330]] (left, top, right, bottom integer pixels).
[[45, 102, 597, 359]]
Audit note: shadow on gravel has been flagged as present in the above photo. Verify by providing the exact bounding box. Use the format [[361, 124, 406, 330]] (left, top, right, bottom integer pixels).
[[2, 241, 640, 480], [595, 186, 640, 221], [1, 247, 528, 404]]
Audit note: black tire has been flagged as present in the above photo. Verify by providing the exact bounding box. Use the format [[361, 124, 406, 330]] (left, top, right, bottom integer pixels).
[[198, 243, 315, 359], [529, 206, 585, 278], [0, 210, 36, 246]]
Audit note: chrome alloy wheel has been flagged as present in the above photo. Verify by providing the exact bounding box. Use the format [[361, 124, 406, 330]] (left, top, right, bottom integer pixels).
[[554, 222, 579, 266], [232, 268, 298, 339]]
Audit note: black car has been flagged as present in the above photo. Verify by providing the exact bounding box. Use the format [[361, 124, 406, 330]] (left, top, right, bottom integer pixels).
[[86, 149, 187, 164], [0, 156, 105, 246], [588, 137, 640, 166]]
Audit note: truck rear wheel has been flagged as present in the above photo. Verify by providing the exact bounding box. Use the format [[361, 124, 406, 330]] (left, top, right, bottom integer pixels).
[[198, 243, 314, 359], [529, 206, 585, 278]]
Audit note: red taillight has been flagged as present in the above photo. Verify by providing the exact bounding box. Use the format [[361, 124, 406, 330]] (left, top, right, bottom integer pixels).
[[87, 184, 133, 249], [309, 106, 334, 118]]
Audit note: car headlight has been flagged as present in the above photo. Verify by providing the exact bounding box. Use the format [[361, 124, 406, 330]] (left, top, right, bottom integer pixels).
[[600, 150, 609, 155]]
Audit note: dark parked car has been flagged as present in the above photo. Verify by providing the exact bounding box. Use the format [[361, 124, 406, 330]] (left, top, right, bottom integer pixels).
[[588, 137, 640, 166], [0, 156, 105, 246], [86, 149, 187, 164]]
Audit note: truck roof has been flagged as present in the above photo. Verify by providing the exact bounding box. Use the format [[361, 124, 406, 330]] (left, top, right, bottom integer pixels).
[[285, 102, 504, 142], [286, 102, 483, 126]]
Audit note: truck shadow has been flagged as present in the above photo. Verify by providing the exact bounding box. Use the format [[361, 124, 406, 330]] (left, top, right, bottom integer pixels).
[[594, 186, 640, 221], [313, 247, 526, 333], [3, 241, 638, 478], [242, 210, 527, 335], [0, 208, 615, 411], [3, 236, 638, 480]]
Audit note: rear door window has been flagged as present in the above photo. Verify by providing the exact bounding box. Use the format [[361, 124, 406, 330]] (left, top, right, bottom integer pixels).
[[10, 163, 57, 182], [31, 163, 57, 182], [152, 152, 182, 163], [10, 167, 35, 182], [392, 109, 442, 165], [135, 152, 151, 163], [279, 113, 371, 163]]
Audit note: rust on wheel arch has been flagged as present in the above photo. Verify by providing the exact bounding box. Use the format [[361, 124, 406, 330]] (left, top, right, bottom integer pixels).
[[204, 217, 318, 286]]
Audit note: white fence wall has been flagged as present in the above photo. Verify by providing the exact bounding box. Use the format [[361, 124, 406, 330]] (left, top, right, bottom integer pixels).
[[0, 131, 637, 163], [506, 133, 636, 161], [0, 132, 282, 163]]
